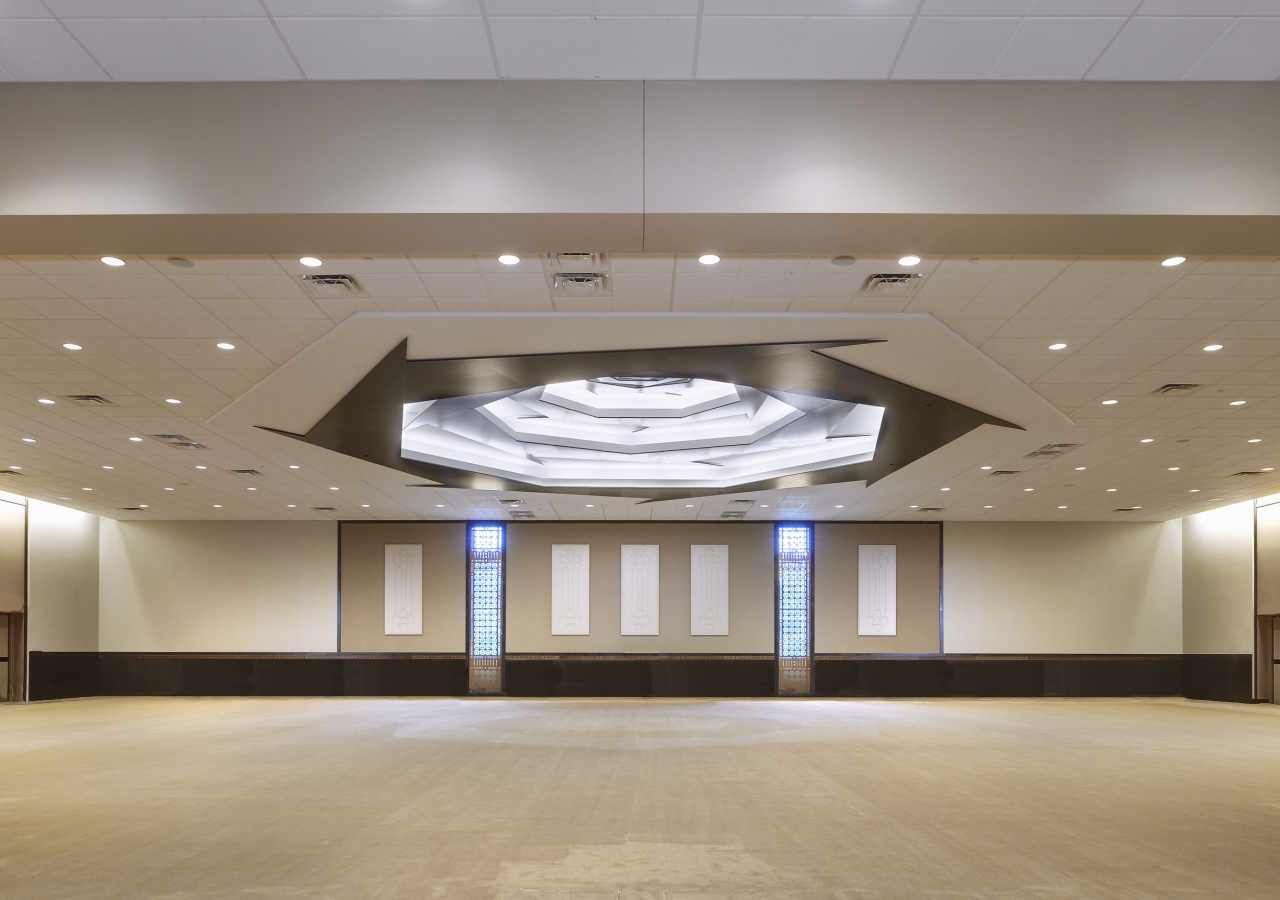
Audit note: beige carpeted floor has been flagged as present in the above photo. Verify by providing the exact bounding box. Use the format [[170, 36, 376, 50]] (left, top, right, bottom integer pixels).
[[1, 696, 1278, 899]]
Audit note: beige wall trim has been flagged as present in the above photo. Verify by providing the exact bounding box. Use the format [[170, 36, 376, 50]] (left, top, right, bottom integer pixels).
[[3, 213, 1279, 257]]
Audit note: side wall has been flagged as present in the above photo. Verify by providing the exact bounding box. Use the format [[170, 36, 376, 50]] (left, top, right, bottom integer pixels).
[[942, 521, 1183, 655], [1182, 502, 1255, 701], [99, 520, 338, 653], [27, 500, 99, 652]]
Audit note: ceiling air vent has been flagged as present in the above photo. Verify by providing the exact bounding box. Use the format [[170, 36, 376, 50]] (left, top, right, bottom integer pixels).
[[1114, 507, 1143, 512], [1151, 383, 1203, 395], [229, 469, 263, 476], [859, 273, 923, 297], [0, 471, 22, 477], [311, 506, 337, 511], [720, 499, 755, 520], [64, 394, 114, 406], [1231, 471, 1266, 479], [150, 434, 206, 449], [551, 272, 611, 296], [118, 507, 145, 511], [917, 507, 945, 512], [498, 498, 524, 508], [546, 252, 608, 271], [1025, 443, 1079, 458], [509, 510, 537, 519], [299, 274, 362, 298], [988, 470, 1022, 477]]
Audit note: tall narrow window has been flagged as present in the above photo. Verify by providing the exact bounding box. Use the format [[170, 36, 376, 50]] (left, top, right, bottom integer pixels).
[[468, 524, 505, 694], [776, 524, 813, 695]]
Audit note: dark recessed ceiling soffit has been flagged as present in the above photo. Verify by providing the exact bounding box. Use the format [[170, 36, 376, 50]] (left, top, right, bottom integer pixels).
[[259, 339, 1020, 500]]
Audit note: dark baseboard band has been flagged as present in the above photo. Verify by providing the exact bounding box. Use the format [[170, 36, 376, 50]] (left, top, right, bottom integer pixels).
[[27, 652, 1256, 703]]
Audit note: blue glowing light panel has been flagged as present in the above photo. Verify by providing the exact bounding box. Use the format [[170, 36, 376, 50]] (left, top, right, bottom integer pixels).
[[776, 525, 812, 660], [468, 524, 505, 692]]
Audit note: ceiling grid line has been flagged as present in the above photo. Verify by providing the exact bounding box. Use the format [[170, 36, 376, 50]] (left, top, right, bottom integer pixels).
[[256, 0, 307, 81]]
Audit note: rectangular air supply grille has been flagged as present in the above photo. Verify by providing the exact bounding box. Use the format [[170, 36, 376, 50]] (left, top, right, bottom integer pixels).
[[299, 274, 362, 297], [311, 507, 336, 511], [720, 499, 754, 520], [1231, 471, 1266, 478], [150, 434, 206, 449], [64, 394, 114, 405], [1151, 383, 1203, 395], [917, 507, 945, 512], [988, 470, 1022, 476], [550, 272, 610, 296], [509, 510, 536, 519], [859, 273, 923, 297], [1026, 443, 1079, 458], [229, 469, 263, 476], [0, 471, 22, 477], [546, 252, 608, 271]]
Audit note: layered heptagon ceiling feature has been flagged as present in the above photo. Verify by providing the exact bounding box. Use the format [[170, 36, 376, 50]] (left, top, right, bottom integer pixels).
[[262, 340, 1018, 501]]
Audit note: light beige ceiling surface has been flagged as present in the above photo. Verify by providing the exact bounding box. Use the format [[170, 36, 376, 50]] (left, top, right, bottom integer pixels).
[[3, 251, 1280, 524]]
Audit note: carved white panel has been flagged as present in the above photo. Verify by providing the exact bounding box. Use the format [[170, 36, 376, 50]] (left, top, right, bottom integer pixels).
[[551, 543, 590, 635], [690, 544, 729, 635], [384, 544, 422, 635], [858, 544, 897, 636], [620, 544, 659, 635]]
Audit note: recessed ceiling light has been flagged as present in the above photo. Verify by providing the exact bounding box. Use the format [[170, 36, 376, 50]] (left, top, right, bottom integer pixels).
[[102, 465, 113, 470], [1140, 438, 1153, 443], [8, 466, 19, 471], [586, 504, 594, 508], [58, 497, 70, 500], [247, 487, 257, 491], [1106, 488, 1117, 492], [1132, 506, 1142, 510], [38, 398, 54, 405], [289, 465, 300, 469], [1075, 466, 1086, 471], [329, 486, 339, 491], [685, 503, 694, 507], [164, 487, 174, 491], [1210, 498, 1223, 501], [1264, 468, 1276, 472], [1168, 467, 1180, 471], [129, 437, 142, 442], [698, 254, 720, 265], [497, 254, 520, 265], [165, 398, 181, 404], [1204, 344, 1223, 352], [139, 504, 148, 508], [361, 504, 370, 508], [1190, 489, 1200, 493], [213, 504, 222, 508], [195, 465, 207, 470], [760, 504, 769, 508], [100, 256, 125, 267], [82, 487, 92, 491], [22, 438, 35, 443], [1102, 399, 1118, 405], [909, 505, 919, 509], [984, 505, 993, 509], [216, 342, 236, 350], [831, 256, 856, 267], [835, 504, 844, 508], [287, 504, 297, 508], [1024, 488, 1034, 492], [299, 256, 323, 267], [1058, 505, 1067, 509], [1048, 343, 1067, 351], [436, 504, 444, 507], [62, 343, 82, 351], [1248, 438, 1262, 443], [980, 466, 992, 470], [898, 255, 921, 266], [1230, 400, 1246, 406], [1161, 256, 1186, 267], [940, 487, 951, 491]]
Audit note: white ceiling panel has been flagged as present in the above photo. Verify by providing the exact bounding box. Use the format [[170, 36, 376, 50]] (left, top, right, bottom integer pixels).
[[47, 0, 265, 16], [1134, 0, 1258, 15], [489, 17, 597, 78], [0, 19, 107, 80], [920, 0, 1035, 15], [274, 18, 405, 80], [1185, 19, 1280, 80], [0, 0, 52, 16], [1029, 0, 1141, 12], [165, 19, 302, 81], [382, 17, 496, 78], [793, 17, 911, 78], [697, 16, 806, 79], [1088, 17, 1235, 80], [63, 18, 227, 81], [990, 17, 1125, 79], [596, 17, 697, 80], [893, 16, 1021, 79]]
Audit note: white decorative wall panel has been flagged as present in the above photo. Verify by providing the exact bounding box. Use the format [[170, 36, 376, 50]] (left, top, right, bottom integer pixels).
[[858, 544, 897, 636], [551, 543, 590, 635], [690, 544, 729, 636], [384, 544, 423, 635], [620, 544, 659, 635]]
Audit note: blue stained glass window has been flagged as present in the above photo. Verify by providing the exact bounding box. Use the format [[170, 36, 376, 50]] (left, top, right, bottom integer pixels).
[[469, 524, 504, 659], [776, 524, 812, 659]]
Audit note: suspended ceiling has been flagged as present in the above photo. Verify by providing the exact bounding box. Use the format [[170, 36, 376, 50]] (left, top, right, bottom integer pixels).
[[2, 1, 1279, 83]]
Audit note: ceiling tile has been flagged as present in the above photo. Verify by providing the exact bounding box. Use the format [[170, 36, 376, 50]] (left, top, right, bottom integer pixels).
[[920, 0, 1035, 14], [1134, 0, 1256, 14], [48, 0, 264, 16], [1185, 18, 1280, 79], [489, 17, 597, 78], [597, 17, 697, 79], [1028, 0, 1141, 13], [990, 17, 1125, 79], [0, 19, 107, 80], [794, 17, 912, 78], [696, 16, 806, 79], [1087, 16, 1234, 80], [892, 16, 1021, 79]]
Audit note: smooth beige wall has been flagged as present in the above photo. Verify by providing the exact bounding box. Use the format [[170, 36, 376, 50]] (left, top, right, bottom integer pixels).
[[1183, 502, 1255, 655], [27, 500, 99, 652], [0, 499, 24, 613], [506, 523, 774, 654], [815, 523, 940, 654], [1256, 502, 1280, 616], [339, 523, 466, 653], [99, 520, 337, 653], [942, 521, 1182, 654]]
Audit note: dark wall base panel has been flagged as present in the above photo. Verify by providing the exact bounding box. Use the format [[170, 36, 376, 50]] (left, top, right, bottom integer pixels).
[[504, 658, 776, 697], [30, 653, 1253, 701], [814, 657, 1186, 698]]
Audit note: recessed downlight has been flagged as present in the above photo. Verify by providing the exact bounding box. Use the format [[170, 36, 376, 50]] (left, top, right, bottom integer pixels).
[[361, 504, 370, 508], [329, 486, 339, 491], [1265, 468, 1276, 472], [196, 465, 206, 470], [129, 436, 142, 442], [38, 398, 54, 405], [247, 487, 257, 491], [63, 343, 82, 351], [139, 504, 148, 509], [909, 505, 919, 509], [1102, 399, 1118, 405], [1249, 438, 1262, 443], [898, 255, 921, 266], [288, 465, 300, 469], [165, 398, 181, 404], [8, 466, 19, 471], [216, 342, 236, 351], [1190, 489, 1200, 493], [213, 504, 222, 508], [82, 487, 92, 491], [497, 254, 520, 265], [1075, 466, 1086, 471], [835, 504, 844, 508], [1140, 438, 1153, 443], [1048, 343, 1067, 351], [1058, 506, 1067, 509], [102, 465, 113, 470], [1204, 344, 1223, 352], [759, 505, 768, 508], [1168, 467, 1180, 471], [1161, 256, 1186, 267], [980, 466, 992, 470], [164, 487, 174, 491], [685, 503, 693, 507], [1106, 488, 1117, 492], [984, 505, 993, 509], [940, 487, 950, 492], [1024, 488, 1034, 492], [698, 254, 720, 265], [287, 504, 297, 508], [299, 257, 323, 267], [22, 438, 35, 443], [1230, 400, 1247, 406], [100, 256, 125, 267]]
